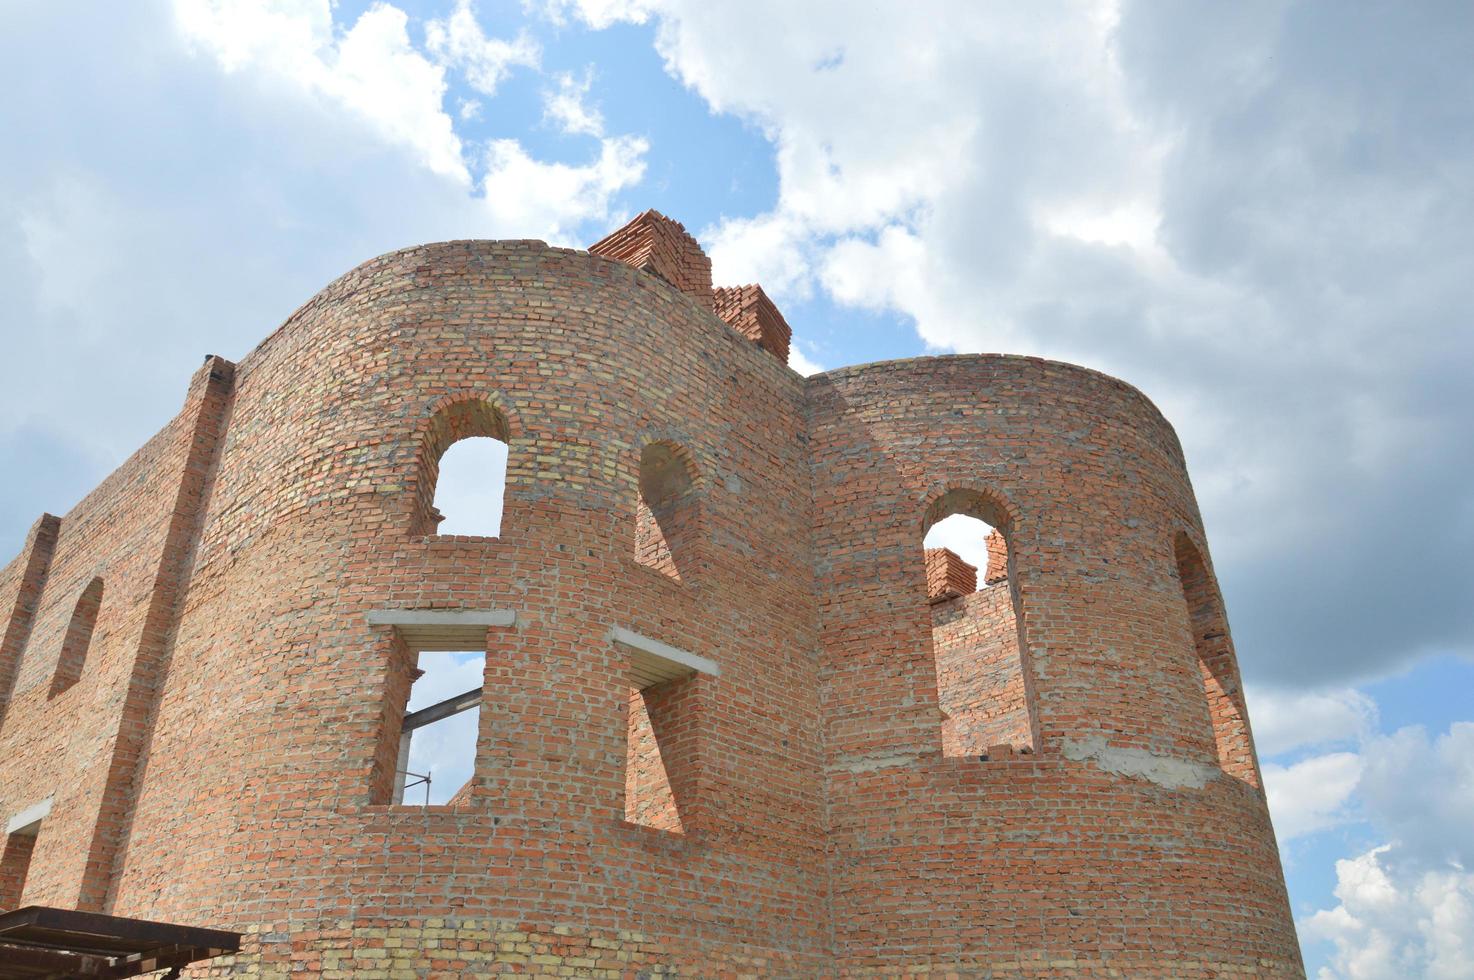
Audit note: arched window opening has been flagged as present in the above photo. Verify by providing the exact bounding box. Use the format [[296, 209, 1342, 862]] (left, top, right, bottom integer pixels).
[[634, 441, 700, 582], [394, 650, 484, 806], [1173, 533, 1257, 787], [922, 490, 1034, 758], [416, 399, 509, 537], [433, 439, 508, 536], [50, 577, 102, 697]]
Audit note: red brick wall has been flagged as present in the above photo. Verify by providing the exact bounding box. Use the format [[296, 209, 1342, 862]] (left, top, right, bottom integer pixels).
[[624, 687, 682, 832], [924, 546, 976, 601], [808, 355, 1298, 975], [0, 235, 1299, 976], [932, 584, 1032, 755], [44, 240, 827, 970], [0, 831, 36, 910], [713, 283, 792, 363], [0, 355, 232, 913]]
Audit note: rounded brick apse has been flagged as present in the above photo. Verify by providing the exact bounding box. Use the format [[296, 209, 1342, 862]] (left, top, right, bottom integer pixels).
[[0, 212, 1303, 977]]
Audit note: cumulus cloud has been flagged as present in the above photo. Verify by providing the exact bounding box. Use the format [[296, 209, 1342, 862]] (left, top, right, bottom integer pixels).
[[1250, 685, 1378, 758], [1302, 848, 1474, 980], [479, 134, 648, 244], [425, 0, 539, 98], [554, 0, 1474, 689], [1297, 723, 1474, 978], [543, 68, 605, 136], [1358, 723, 1474, 873], [174, 0, 470, 181], [1263, 751, 1363, 842], [0, 1, 648, 558]]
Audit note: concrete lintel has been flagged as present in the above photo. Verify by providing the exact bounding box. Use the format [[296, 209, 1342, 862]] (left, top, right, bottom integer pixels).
[[367, 608, 517, 652], [7, 796, 52, 835], [609, 626, 720, 688], [367, 608, 517, 628]]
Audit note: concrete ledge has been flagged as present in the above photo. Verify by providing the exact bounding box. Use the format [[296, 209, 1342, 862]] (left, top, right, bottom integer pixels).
[[367, 608, 517, 651], [7, 796, 52, 835], [609, 626, 720, 689]]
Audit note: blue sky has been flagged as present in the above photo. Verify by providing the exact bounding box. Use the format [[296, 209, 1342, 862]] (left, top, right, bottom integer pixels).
[[2, 2, 1472, 975]]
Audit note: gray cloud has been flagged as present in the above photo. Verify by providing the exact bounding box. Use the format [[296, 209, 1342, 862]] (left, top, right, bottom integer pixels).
[[5, 1, 1473, 696], [609, 0, 1474, 687]]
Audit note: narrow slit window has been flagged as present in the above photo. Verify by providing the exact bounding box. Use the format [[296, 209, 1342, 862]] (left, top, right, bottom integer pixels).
[[1173, 533, 1257, 786], [634, 441, 700, 581], [50, 577, 102, 697], [922, 490, 1035, 758], [394, 651, 484, 806]]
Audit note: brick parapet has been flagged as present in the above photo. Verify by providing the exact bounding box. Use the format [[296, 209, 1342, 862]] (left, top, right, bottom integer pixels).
[[984, 527, 1009, 584]]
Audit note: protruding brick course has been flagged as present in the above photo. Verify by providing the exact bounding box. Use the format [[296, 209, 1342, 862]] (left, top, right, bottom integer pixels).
[[713, 283, 793, 364], [924, 547, 977, 602]]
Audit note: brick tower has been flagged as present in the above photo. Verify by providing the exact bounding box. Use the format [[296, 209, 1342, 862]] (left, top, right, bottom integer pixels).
[[0, 211, 1302, 977]]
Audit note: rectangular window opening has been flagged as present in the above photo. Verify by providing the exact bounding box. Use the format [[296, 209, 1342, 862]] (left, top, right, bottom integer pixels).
[[624, 685, 685, 834], [0, 821, 40, 911], [610, 627, 718, 836], [923, 516, 1036, 758], [393, 651, 484, 806]]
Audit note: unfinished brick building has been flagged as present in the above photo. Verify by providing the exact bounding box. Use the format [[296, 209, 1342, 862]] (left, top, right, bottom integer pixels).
[[0, 211, 1302, 977]]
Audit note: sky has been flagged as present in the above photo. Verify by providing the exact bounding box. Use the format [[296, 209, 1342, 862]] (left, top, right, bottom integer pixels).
[[1, 1, 1472, 975]]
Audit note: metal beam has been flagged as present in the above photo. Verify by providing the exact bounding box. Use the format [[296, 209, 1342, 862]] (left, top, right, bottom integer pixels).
[[402, 686, 483, 732]]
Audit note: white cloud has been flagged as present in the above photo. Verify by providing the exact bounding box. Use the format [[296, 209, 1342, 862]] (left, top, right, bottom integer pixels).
[[425, 0, 539, 97], [405, 651, 486, 804], [541, 0, 653, 31], [706, 211, 815, 300], [1297, 723, 1474, 977], [1250, 686, 1379, 758], [1358, 723, 1474, 872], [543, 68, 605, 136], [787, 343, 825, 378], [479, 135, 648, 244], [556, 0, 1474, 690], [174, 0, 470, 181], [1301, 847, 1474, 980], [1263, 751, 1363, 842]]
